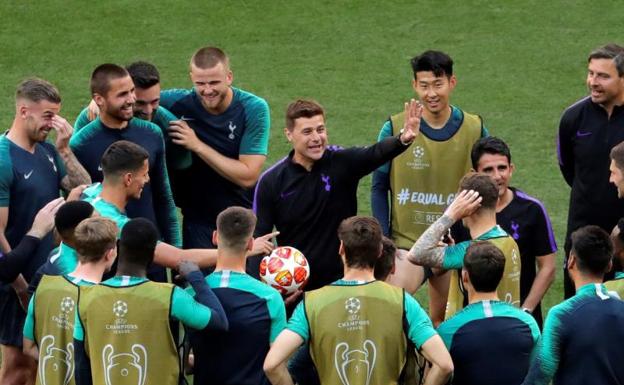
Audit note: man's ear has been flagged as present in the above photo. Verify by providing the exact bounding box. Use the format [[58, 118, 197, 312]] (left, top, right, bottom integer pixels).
[[212, 230, 218, 247], [568, 253, 576, 271], [93, 93, 105, 107]]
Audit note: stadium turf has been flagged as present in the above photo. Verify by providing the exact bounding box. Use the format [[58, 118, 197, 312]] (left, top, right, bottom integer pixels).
[[0, 0, 621, 319]]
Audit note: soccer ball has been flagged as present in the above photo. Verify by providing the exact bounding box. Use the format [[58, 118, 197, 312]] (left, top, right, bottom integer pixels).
[[259, 246, 310, 295]]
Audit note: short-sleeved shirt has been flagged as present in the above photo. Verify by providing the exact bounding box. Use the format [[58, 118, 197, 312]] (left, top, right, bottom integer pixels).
[[0, 135, 66, 281], [160, 87, 270, 224], [287, 279, 436, 349], [69, 117, 180, 247], [23, 274, 94, 341], [73, 275, 212, 342], [81, 184, 130, 231], [442, 226, 509, 270], [438, 300, 540, 385], [188, 270, 286, 385], [523, 283, 624, 385]]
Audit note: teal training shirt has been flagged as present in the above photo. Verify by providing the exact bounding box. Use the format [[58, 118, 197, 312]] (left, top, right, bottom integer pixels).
[[442, 225, 508, 270], [23, 275, 94, 341], [287, 279, 436, 349], [49, 242, 79, 275], [73, 276, 212, 341], [81, 184, 130, 232]]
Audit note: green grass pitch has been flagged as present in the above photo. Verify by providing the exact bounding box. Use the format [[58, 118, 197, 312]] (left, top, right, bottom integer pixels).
[[0, 0, 622, 321]]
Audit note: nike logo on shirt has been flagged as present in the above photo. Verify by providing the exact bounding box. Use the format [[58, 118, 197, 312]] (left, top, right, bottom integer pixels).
[[24, 170, 33, 179], [576, 130, 592, 137], [98, 165, 103, 172]]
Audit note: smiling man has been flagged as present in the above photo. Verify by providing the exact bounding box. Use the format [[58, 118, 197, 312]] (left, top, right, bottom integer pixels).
[[159, 46, 270, 252], [558, 43, 624, 298], [70, 64, 180, 282], [0, 78, 90, 385], [371, 50, 488, 325]]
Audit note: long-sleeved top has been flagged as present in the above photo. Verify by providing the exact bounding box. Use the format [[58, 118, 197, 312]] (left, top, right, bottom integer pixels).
[[0, 235, 40, 284]]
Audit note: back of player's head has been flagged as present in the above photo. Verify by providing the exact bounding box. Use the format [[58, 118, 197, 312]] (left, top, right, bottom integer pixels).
[[459, 172, 498, 210], [55, 201, 95, 240], [100, 140, 149, 180], [118, 218, 159, 269], [285, 99, 325, 131], [463, 241, 505, 292], [570, 225, 613, 277], [470, 137, 512, 169], [74, 217, 117, 263], [338, 216, 382, 269], [191, 46, 229, 70], [588, 43, 624, 77], [216, 206, 256, 252], [126, 61, 160, 89], [374, 236, 396, 281], [411, 50, 454, 79], [610, 141, 624, 170], [90, 63, 130, 96], [16, 78, 61, 104]]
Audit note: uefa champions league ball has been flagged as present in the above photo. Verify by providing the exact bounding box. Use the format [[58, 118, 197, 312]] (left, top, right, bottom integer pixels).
[[259, 246, 310, 295]]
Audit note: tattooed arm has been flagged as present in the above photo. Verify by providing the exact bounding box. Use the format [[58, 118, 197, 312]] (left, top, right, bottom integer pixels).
[[407, 190, 481, 268], [53, 115, 91, 190]]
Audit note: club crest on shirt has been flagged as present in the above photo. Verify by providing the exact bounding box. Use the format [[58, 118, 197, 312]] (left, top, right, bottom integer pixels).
[[228, 121, 236, 140]]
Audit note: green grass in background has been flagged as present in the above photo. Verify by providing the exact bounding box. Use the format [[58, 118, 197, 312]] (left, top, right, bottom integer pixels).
[[1, 0, 622, 314]]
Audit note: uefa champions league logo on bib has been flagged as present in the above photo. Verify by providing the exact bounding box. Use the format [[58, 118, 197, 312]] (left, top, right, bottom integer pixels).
[[345, 297, 361, 315], [113, 301, 128, 318], [60, 297, 74, 314], [412, 146, 425, 158]]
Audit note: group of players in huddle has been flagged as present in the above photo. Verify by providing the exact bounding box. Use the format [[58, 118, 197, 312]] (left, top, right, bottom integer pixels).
[[1, 42, 624, 385]]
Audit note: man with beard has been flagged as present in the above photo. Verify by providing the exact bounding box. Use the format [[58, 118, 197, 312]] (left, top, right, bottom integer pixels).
[[0, 78, 90, 385], [160, 46, 270, 251], [70, 64, 179, 282], [558, 43, 624, 298]]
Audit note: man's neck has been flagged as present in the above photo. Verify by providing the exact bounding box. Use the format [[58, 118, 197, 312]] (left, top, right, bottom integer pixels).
[[422, 106, 452, 129], [69, 262, 106, 284], [468, 291, 499, 304], [468, 213, 497, 239], [574, 274, 603, 292], [215, 249, 247, 273], [291, 152, 315, 171], [99, 182, 129, 212], [343, 266, 376, 282], [6, 121, 36, 152], [100, 113, 129, 130], [116, 267, 147, 279], [496, 188, 514, 212]]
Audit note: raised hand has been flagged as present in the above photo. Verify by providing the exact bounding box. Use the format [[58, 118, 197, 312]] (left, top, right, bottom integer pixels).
[[28, 197, 66, 238], [444, 190, 482, 221], [249, 231, 280, 257], [51, 115, 74, 151], [400, 99, 423, 144]]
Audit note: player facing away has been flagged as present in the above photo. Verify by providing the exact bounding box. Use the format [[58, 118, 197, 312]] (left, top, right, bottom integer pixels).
[[73, 218, 229, 385], [253, 98, 419, 294], [70, 63, 180, 262], [408, 173, 521, 320], [264, 216, 453, 385], [23, 217, 118, 385], [557, 43, 624, 298], [75, 61, 191, 171], [160, 46, 270, 250], [471, 137, 556, 327], [187, 207, 286, 385], [0, 78, 91, 385], [522, 226, 624, 385], [605, 218, 624, 297], [437, 241, 540, 385], [371, 50, 489, 323]]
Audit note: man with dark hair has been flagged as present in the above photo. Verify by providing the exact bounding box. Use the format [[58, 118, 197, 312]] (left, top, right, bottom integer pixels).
[[470, 136, 556, 326], [81, 141, 274, 270], [23, 217, 118, 385], [605, 218, 624, 297], [558, 43, 624, 299], [371, 50, 489, 324], [254, 99, 418, 297], [0, 78, 90, 385], [73, 218, 229, 385], [70, 63, 180, 283], [160, 46, 271, 251], [75, 61, 191, 171], [27, 200, 96, 295], [523, 226, 624, 385], [374, 236, 397, 281], [189, 206, 286, 385], [438, 241, 540, 385], [264, 216, 453, 385], [408, 173, 521, 319]]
